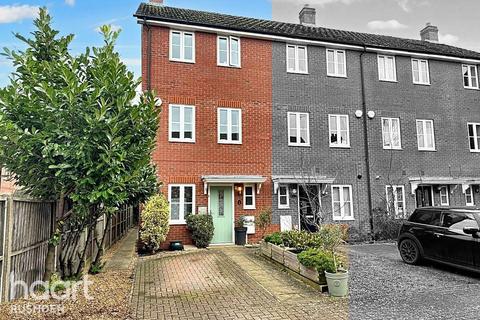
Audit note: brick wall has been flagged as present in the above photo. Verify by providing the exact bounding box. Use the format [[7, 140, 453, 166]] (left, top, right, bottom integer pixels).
[[144, 25, 273, 247]]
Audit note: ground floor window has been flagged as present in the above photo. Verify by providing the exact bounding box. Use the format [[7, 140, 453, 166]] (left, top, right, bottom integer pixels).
[[332, 185, 353, 221], [386, 185, 406, 218], [243, 184, 255, 209], [465, 186, 474, 206], [278, 185, 289, 209], [168, 184, 195, 224], [439, 186, 449, 206]]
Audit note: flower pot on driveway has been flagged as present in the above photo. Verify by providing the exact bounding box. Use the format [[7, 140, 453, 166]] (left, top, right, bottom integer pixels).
[[325, 270, 349, 297], [235, 227, 248, 245]]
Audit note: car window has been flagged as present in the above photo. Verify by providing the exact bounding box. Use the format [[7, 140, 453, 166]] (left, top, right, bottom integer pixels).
[[410, 210, 441, 226], [442, 212, 478, 235]]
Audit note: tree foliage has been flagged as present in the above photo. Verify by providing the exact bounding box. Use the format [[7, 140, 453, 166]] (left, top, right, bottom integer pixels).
[[0, 8, 160, 277], [140, 194, 170, 252]]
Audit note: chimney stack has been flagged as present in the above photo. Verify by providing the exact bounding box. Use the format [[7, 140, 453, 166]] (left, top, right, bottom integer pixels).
[[299, 5, 316, 26], [420, 23, 439, 42], [150, 0, 164, 5]]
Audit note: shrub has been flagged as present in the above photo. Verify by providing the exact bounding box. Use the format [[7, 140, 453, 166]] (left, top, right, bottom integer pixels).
[[264, 232, 283, 245], [256, 208, 272, 238], [140, 194, 170, 252], [373, 207, 405, 241], [282, 230, 319, 250], [297, 248, 342, 274], [186, 214, 214, 248]]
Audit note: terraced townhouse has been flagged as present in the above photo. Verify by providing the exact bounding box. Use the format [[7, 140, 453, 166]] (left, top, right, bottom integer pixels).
[[135, 1, 480, 245]]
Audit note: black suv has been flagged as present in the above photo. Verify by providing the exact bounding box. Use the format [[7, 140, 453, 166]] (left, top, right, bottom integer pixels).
[[398, 207, 480, 272]]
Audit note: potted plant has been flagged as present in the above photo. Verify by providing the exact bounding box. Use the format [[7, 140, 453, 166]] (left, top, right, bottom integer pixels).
[[234, 215, 248, 245], [319, 225, 348, 297]]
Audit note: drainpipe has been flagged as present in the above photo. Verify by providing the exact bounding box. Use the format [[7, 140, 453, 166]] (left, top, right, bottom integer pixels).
[[143, 17, 152, 91], [360, 46, 375, 240]]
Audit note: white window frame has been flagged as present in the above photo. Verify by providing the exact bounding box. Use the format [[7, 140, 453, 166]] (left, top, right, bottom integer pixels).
[[381, 117, 402, 150], [217, 36, 241, 68], [326, 49, 347, 77], [411, 58, 430, 85], [465, 186, 475, 206], [243, 184, 256, 210], [287, 112, 310, 147], [286, 44, 308, 74], [278, 185, 290, 209], [468, 123, 480, 152], [439, 186, 449, 206], [385, 185, 406, 219], [377, 55, 397, 82], [331, 185, 354, 221], [168, 184, 196, 225], [329, 114, 350, 148], [416, 119, 435, 151], [169, 30, 195, 63], [217, 108, 242, 144], [463, 64, 479, 89], [169, 104, 195, 143]]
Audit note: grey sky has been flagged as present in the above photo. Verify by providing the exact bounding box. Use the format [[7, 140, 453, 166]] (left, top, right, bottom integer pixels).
[[272, 0, 480, 52]]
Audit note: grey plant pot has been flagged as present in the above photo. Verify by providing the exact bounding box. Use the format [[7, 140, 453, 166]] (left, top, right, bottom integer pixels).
[[325, 270, 349, 297]]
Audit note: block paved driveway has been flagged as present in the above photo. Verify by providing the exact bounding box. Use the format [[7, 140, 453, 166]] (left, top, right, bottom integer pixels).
[[131, 247, 347, 320], [349, 243, 480, 320]]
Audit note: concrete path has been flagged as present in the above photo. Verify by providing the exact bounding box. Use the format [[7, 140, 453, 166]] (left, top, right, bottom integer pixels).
[[131, 246, 348, 320], [104, 228, 138, 271]]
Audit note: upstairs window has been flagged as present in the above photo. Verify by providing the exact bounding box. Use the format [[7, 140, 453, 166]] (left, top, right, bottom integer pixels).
[[329, 114, 350, 148], [287, 44, 308, 73], [378, 55, 397, 82], [170, 30, 195, 63], [416, 119, 435, 151], [278, 186, 290, 209], [169, 184, 195, 224], [218, 36, 241, 67], [382, 117, 401, 149], [463, 64, 479, 89], [412, 58, 430, 85], [169, 104, 195, 143], [326, 49, 346, 77], [288, 112, 310, 146], [332, 185, 353, 221], [243, 185, 255, 209], [218, 108, 242, 144], [386, 185, 406, 219], [468, 123, 480, 152]]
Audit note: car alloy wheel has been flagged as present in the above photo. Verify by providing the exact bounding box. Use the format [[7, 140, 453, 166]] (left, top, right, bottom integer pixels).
[[399, 239, 419, 264]]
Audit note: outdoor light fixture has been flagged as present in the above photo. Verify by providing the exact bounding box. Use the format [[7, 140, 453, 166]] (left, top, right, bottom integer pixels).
[[291, 187, 297, 195], [367, 111, 375, 119], [355, 110, 363, 118], [235, 185, 243, 195]]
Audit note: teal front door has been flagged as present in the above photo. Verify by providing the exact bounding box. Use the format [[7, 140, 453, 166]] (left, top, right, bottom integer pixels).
[[210, 186, 233, 244]]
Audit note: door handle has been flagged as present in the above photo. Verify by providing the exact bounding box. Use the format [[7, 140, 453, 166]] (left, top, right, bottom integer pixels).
[[433, 232, 443, 238]]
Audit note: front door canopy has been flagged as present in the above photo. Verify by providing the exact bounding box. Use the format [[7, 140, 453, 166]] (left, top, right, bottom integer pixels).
[[201, 175, 266, 194], [409, 177, 480, 195], [272, 175, 335, 194]]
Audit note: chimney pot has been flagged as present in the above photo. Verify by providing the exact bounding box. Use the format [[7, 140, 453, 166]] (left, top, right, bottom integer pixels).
[[420, 23, 439, 42], [150, 0, 164, 5], [299, 4, 316, 26]]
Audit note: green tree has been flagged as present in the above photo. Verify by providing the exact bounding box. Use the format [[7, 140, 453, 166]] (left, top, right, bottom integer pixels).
[[0, 8, 160, 278]]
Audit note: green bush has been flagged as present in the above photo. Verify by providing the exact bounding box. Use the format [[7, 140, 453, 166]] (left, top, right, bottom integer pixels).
[[282, 230, 320, 250], [373, 207, 405, 241], [186, 214, 214, 248], [256, 208, 272, 238], [297, 248, 340, 274], [140, 194, 170, 252], [264, 232, 283, 245]]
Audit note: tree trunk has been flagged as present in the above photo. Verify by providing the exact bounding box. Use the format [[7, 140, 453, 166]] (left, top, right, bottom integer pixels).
[[43, 195, 65, 281]]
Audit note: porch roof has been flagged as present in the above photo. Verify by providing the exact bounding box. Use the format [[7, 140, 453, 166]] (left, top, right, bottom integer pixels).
[[201, 175, 266, 194], [409, 176, 480, 194], [272, 175, 335, 193]]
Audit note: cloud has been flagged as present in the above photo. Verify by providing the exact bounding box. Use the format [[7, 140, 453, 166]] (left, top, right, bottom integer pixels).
[[367, 20, 408, 31], [393, 0, 430, 12], [121, 58, 141, 67], [95, 24, 121, 33], [0, 5, 39, 24], [65, 0, 75, 6], [438, 33, 459, 45]]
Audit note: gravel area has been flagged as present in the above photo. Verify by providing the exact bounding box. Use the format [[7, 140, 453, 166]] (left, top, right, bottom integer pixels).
[[349, 243, 480, 320]]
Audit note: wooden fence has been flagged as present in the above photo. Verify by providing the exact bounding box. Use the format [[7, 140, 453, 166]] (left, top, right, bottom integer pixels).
[[0, 196, 136, 301]]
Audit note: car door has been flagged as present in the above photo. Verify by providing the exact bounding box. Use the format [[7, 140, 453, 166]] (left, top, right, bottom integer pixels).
[[409, 209, 443, 259], [438, 211, 478, 267]]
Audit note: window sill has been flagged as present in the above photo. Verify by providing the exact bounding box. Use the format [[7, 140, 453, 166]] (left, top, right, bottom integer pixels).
[[379, 79, 398, 83], [243, 207, 256, 210], [278, 206, 290, 210], [412, 82, 431, 86], [218, 140, 242, 145], [383, 147, 403, 151], [169, 58, 195, 64], [287, 70, 309, 75], [327, 74, 347, 78], [288, 143, 311, 147], [330, 145, 351, 149], [470, 150, 480, 153], [464, 86, 479, 90], [170, 221, 187, 225], [333, 218, 355, 221], [217, 64, 241, 69], [417, 148, 436, 152], [169, 139, 196, 144]]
